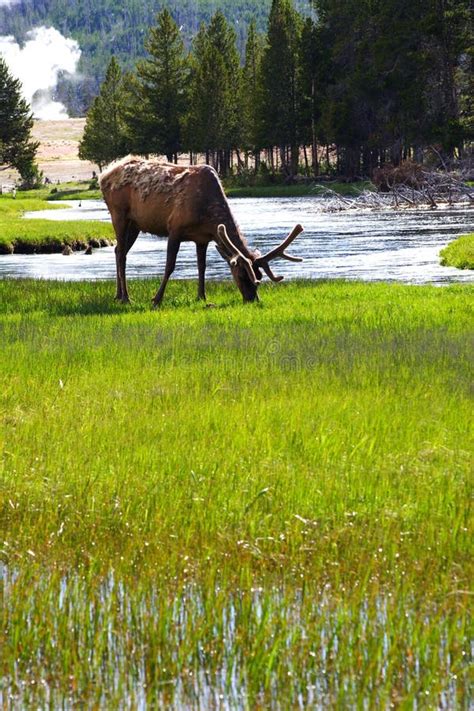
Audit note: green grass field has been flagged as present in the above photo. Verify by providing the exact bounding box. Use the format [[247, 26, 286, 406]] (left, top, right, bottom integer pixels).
[[0, 279, 472, 708], [0, 195, 114, 253], [440, 233, 474, 270]]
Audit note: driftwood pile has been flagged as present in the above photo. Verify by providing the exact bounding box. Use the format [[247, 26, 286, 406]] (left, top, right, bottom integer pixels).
[[317, 162, 474, 212]]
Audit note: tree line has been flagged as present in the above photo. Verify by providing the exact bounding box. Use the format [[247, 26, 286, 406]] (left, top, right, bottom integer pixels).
[[80, 0, 472, 180]]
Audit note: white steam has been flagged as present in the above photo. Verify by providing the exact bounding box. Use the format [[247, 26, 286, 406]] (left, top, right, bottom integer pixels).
[[0, 26, 81, 119]]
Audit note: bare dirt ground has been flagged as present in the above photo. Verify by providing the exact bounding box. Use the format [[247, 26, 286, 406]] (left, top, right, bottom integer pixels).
[[1, 118, 99, 185]]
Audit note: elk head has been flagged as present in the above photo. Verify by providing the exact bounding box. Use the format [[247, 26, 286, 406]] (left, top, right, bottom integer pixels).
[[215, 223, 304, 302]]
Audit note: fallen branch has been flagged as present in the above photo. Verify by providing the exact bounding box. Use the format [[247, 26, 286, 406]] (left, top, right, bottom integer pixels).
[[317, 169, 473, 213]]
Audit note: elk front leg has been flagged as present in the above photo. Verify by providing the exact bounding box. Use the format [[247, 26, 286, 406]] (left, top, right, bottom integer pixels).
[[196, 242, 208, 300], [152, 236, 181, 307]]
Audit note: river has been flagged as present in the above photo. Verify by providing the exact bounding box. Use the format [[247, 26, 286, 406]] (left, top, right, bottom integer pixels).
[[1, 197, 472, 284]]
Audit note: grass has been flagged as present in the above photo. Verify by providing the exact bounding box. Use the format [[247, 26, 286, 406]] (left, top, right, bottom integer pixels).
[[0, 278, 472, 708], [17, 179, 374, 203], [225, 180, 373, 198], [15, 181, 102, 202], [440, 233, 474, 270], [0, 195, 114, 254]]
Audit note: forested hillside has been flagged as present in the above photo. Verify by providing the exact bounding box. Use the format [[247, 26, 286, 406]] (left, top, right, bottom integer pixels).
[[0, 0, 312, 115]]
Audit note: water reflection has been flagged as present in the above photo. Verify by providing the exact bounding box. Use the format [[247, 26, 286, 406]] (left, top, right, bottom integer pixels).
[[1, 198, 472, 284], [1, 565, 468, 710]]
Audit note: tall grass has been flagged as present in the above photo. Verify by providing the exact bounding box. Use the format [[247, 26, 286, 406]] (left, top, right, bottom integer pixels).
[[0, 279, 472, 708]]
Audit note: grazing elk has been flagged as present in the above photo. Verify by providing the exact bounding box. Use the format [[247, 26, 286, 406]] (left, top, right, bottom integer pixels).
[[99, 155, 304, 305]]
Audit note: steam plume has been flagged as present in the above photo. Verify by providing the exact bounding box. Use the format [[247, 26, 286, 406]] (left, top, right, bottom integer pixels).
[[0, 26, 81, 119]]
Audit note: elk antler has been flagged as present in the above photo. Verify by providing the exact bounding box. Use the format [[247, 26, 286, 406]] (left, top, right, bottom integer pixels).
[[253, 224, 304, 282], [216, 224, 260, 285], [255, 224, 304, 263]]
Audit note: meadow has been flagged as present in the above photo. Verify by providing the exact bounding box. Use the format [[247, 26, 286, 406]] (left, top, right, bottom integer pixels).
[[0, 278, 472, 708]]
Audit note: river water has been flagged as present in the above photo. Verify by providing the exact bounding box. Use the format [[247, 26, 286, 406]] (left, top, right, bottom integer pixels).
[[1, 197, 473, 284]]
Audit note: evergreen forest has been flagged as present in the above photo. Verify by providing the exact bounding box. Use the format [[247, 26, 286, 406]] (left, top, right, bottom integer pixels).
[[78, 0, 472, 179]]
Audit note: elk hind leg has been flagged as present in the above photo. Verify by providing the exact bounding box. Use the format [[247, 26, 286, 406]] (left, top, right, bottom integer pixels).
[[114, 219, 139, 303]]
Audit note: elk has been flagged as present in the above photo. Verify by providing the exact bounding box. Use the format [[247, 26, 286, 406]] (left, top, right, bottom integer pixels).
[[99, 155, 304, 305]]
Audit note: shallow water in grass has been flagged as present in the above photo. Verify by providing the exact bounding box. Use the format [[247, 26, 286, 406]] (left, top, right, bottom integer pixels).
[[1, 197, 473, 284], [1, 566, 469, 710]]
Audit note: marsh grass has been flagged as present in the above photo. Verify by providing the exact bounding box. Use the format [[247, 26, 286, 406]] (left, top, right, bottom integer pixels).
[[440, 233, 474, 270], [0, 196, 113, 253], [0, 279, 472, 708]]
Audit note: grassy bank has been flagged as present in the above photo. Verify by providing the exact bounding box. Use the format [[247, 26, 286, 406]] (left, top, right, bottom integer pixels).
[[48, 182, 102, 201], [225, 180, 373, 198], [0, 279, 472, 708], [440, 233, 474, 270], [17, 178, 374, 203], [0, 195, 114, 254], [8, 182, 101, 201]]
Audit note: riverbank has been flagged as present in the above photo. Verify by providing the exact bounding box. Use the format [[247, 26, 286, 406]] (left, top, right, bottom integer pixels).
[[12, 178, 374, 203], [1, 278, 472, 708], [225, 180, 373, 198], [0, 195, 114, 254], [0, 178, 370, 255], [440, 233, 474, 270]]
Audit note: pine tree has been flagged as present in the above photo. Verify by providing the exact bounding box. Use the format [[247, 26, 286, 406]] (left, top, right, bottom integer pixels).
[[129, 9, 189, 162], [0, 57, 40, 186], [241, 20, 265, 168], [121, 71, 150, 155], [422, 0, 472, 158], [312, 0, 368, 177], [79, 57, 128, 169], [185, 12, 241, 174], [260, 0, 302, 176], [298, 17, 322, 175]]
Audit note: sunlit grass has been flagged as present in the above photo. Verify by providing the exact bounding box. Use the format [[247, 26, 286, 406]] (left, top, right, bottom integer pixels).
[[0, 196, 66, 214], [12, 181, 98, 201], [440, 233, 474, 270], [0, 279, 472, 708], [0, 195, 113, 253]]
